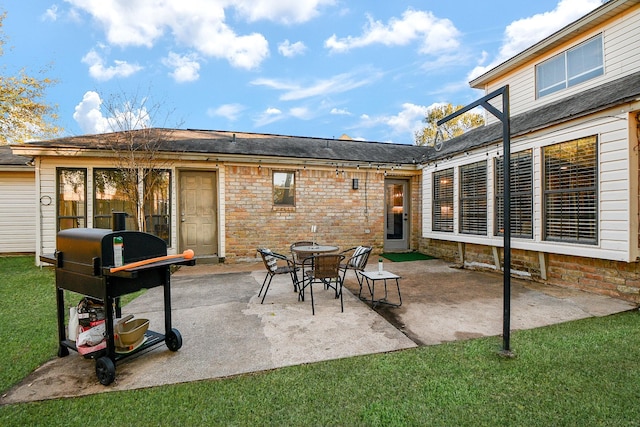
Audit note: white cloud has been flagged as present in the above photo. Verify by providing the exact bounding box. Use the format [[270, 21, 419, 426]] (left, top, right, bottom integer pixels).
[[330, 108, 351, 116], [278, 40, 307, 57], [251, 69, 383, 101], [41, 5, 59, 21], [162, 52, 201, 83], [64, 0, 309, 70], [187, 25, 270, 70], [252, 105, 318, 127], [73, 91, 153, 134], [81, 48, 142, 81], [468, 0, 603, 80], [207, 103, 246, 121], [234, 0, 336, 24], [254, 107, 284, 127], [72, 91, 110, 134], [325, 9, 460, 54], [357, 102, 434, 142]]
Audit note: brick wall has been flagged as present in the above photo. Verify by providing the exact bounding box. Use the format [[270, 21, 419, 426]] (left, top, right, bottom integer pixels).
[[225, 164, 399, 262], [421, 238, 640, 303]]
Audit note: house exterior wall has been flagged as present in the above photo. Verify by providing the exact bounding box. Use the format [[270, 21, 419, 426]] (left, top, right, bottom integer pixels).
[[32, 155, 421, 265], [422, 108, 640, 261], [419, 2, 640, 303], [223, 162, 421, 262], [35, 156, 207, 258], [482, 4, 640, 125], [0, 170, 36, 253], [421, 103, 640, 302]]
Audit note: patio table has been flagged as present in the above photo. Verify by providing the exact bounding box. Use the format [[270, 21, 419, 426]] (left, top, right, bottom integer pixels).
[[291, 245, 338, 254], [359, 270, 403, 308]]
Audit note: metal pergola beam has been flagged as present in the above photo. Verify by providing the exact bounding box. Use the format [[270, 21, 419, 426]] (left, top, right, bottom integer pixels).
[[436, 85, 513, 355]]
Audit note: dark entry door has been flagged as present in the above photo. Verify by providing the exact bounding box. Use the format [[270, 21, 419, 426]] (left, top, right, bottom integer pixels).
[[384, 179, 409, 251]]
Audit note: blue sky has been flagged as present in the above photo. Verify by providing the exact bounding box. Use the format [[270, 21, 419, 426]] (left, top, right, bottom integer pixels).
[[4, 0, 603, 144]]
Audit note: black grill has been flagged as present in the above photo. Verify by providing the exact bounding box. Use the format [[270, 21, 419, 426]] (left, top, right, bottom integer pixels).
[[41, 224, 195, 385]]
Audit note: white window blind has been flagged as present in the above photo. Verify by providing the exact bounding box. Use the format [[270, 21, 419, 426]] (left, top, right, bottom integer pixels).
[[543, 136, 597, 244], [433, 168, 454, 232], [459, 161, 487, 235], [495, 150, 533, 238]]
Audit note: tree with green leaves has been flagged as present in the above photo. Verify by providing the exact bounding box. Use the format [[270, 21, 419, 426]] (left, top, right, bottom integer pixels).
[[0, 12, 61, 144], [415, 103, 484, 147]]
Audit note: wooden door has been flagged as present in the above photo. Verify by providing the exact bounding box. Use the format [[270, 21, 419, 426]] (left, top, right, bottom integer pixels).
[[179, 171, 218, 256]]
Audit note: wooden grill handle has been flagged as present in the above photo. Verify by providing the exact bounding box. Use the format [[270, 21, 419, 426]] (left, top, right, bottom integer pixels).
[[109, 249, 195, 273]]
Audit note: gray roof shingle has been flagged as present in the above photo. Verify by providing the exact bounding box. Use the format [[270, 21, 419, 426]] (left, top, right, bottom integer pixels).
[[0, 145, 32, 167], [19, 129, 428, 165], [426, 70, 640, 161]]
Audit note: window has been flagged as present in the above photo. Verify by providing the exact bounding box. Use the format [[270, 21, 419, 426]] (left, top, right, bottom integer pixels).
[[273, 171, 295, 206], [144, 170, 171, 244], [543, 136, 597, 244], [432, 169, 454, 232], [536, 34, 603, 98], [94, 169, 138, 230], [459, 161, 487, 235], [57, 168, 86, 231], [495, 150, 533, 238]]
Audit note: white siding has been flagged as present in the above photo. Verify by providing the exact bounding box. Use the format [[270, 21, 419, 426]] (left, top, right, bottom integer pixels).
[[484, 5, 640, 125], [0, 171, 36, 253], [422, 107, 638, 262], [39, 161, 57, 256]]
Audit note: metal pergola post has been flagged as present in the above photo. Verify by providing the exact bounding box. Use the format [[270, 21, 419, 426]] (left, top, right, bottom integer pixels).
[[436, 85, 513, 355]]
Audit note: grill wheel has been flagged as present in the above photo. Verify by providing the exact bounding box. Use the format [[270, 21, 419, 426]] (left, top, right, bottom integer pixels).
[[166, 328, 183, 351], [96, 356, 116, 385]]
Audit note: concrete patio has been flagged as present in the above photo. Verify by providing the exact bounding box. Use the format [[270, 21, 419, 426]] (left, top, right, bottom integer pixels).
[[2, 258, 636, 405]]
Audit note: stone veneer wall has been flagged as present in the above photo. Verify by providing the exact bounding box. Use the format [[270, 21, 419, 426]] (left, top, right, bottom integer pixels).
[[420, 238, 640, 303]]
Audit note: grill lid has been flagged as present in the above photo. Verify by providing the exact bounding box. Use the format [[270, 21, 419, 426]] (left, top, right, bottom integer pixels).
[[56, 228, 167, 275]]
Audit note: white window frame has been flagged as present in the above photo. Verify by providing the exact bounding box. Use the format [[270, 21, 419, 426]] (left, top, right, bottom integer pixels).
[[273, 171, 295, 206], [536, 34, 604, 98]]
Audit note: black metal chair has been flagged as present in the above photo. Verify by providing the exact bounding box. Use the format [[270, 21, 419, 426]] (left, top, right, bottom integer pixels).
[[339, 246, 373, 300], [290, 241, 316, 267], [298, 254, 345, 315], [256, 248, 298, 304], [290, 241, 316, 284]]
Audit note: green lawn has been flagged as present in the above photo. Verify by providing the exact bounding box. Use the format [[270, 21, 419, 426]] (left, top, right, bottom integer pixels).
[[2, 256, 639, 426]]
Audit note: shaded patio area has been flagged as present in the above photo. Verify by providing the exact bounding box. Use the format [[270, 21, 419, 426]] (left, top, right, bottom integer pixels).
[[2, 258, 635, 404]]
